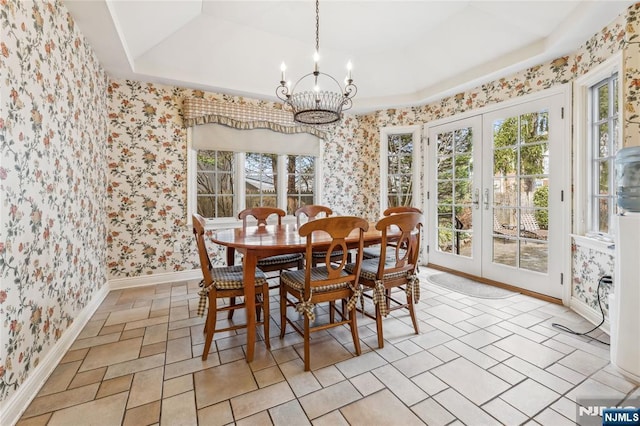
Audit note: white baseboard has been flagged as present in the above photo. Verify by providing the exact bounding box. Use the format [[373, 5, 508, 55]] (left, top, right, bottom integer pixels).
[[570, 296, 610, 334], [108, 269, 202, 289], [1, 284, 110, 426], [1, 269, 203, 425]]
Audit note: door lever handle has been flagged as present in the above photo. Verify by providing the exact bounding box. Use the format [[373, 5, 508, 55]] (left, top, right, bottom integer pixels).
[[483, 188, 489, 210]]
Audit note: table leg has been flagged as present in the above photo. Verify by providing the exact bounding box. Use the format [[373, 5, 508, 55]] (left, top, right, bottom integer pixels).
[[226, 247, 235, 266], [243, 252, 257, 363]]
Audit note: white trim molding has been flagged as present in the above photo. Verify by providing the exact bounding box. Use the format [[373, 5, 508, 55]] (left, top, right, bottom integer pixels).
[[1, 284, 110, 426], [108, 269, 202, 290]]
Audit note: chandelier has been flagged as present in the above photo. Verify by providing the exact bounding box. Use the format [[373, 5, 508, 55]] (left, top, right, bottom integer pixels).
[[276, 0, 357, 125]]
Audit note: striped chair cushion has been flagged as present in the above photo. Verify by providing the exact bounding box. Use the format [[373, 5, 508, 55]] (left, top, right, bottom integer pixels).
[[281, 267, 351, 293], [311, 250, 345, 259], [345, 258, 409, 282], [210, 265, 268, 290], [258, 253, 303, 267], [362, 247, 407, 260]]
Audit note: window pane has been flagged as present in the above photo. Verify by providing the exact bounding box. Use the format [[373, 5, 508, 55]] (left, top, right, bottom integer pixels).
[[588, 73, 619, 235], [598, 123, 609, 157], [598, 83, 609, 121], [598, 198, 609, 233], [246, 152, 277, 208], [197, 150, 235, 218], [387, 133, 414, 208], [599, 160, 609, 194], [286, 155, 316, 214]]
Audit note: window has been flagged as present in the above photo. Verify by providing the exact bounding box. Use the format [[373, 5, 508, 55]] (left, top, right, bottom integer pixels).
[[590, 74, 619, 234], [196, 150, 235, 218], [286, 155, 315, 215], [575, 52, 621, 237], [189, 125, 322, 222], [379, 126, 421, 212], [245, 153, 278, 209]]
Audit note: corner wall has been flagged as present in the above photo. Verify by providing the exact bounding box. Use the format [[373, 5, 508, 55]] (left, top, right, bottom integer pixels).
[[0, 0, 109, 407]]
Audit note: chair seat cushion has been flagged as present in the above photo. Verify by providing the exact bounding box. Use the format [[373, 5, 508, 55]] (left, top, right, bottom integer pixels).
[[345, 259, 409, 282], [310, 250, 344, 259], [257, 253, 303, 267], [210, 265, 268, 290], [281, 267, 350, 293], [362, 246, 407, 260]]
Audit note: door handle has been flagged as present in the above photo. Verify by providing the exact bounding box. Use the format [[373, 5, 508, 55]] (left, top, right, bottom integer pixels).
[[473, 188, 480, 210], [483, 188, 489, 210]]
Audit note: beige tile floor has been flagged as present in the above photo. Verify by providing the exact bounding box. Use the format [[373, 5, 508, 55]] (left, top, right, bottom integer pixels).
[[17, 268, 639, 425]]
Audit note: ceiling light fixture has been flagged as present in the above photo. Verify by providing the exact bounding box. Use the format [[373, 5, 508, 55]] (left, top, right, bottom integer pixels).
[[276, 0, 357, 125]]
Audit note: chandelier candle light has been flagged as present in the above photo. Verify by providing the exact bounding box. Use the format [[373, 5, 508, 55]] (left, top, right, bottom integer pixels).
[[276, 0, 357, 125]]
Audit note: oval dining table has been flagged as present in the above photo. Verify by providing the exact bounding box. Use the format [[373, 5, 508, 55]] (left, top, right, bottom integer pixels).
[[209, 221, 391, 362]]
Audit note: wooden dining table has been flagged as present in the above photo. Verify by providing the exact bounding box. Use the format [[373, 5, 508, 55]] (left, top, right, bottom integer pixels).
[[209, 221, 390, 362]]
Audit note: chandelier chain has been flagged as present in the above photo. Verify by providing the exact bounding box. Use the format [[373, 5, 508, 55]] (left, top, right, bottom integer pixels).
[[315, 0, 320, 54]]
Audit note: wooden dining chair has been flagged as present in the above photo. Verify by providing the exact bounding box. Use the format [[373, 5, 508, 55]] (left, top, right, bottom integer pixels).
[[192, 214, 271, 360], [238, 207, 304, 275], [295, 205, 351, 266], [363, 206, 423, 260], [346, 211, 423, 348], [279, 216, 368, 371]]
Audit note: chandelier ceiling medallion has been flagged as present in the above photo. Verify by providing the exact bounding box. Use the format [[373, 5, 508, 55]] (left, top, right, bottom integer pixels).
[[276, 0, 357, 125]]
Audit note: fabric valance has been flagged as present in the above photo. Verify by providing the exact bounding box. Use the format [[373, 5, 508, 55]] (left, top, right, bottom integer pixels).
[[182, 97, 327, 139]]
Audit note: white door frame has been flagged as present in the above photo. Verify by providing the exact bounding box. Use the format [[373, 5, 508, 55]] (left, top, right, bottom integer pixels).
[[423, 85, 572, 302]]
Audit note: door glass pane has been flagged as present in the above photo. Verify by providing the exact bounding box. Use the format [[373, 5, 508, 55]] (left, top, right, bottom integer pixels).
[[437, 131, 453, 156], [520, 240, 548, 273], [493, 237, 517, 267], [491, 108, 550, 273], [520, 143, 548, 175], [438, 228, 454, 253], [457, 231, 473, 257], [520, 111, 548, 143], [454, 154, 473, 179], [494, 147, 516, 176], [493, 177, 517, 207], [436, 127, 474, 259], [519, 177, 546, 208], [438, 156, 453, 179], [598, 123, 609, 157], [454, 182, 472, 204]]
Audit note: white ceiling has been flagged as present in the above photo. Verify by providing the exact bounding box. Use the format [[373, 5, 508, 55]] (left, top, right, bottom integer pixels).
[[65, 0, 634, 113]]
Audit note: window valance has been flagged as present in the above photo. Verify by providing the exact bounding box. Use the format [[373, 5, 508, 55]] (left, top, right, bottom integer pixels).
[[182, 98, 327, 139]]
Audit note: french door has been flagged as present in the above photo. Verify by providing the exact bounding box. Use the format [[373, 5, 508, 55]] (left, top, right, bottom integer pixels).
[[426, 91, 567, 298]]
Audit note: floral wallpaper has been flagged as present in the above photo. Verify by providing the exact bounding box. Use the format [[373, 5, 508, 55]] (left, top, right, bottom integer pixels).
[[571, 241, 614, 315], [1, 0, 637, 409], [624, 2, 640, 148], [0, 0, 108, 404]]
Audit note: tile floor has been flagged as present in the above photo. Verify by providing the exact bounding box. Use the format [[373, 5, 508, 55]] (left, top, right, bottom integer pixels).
[[17, 268, 639, 425]]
